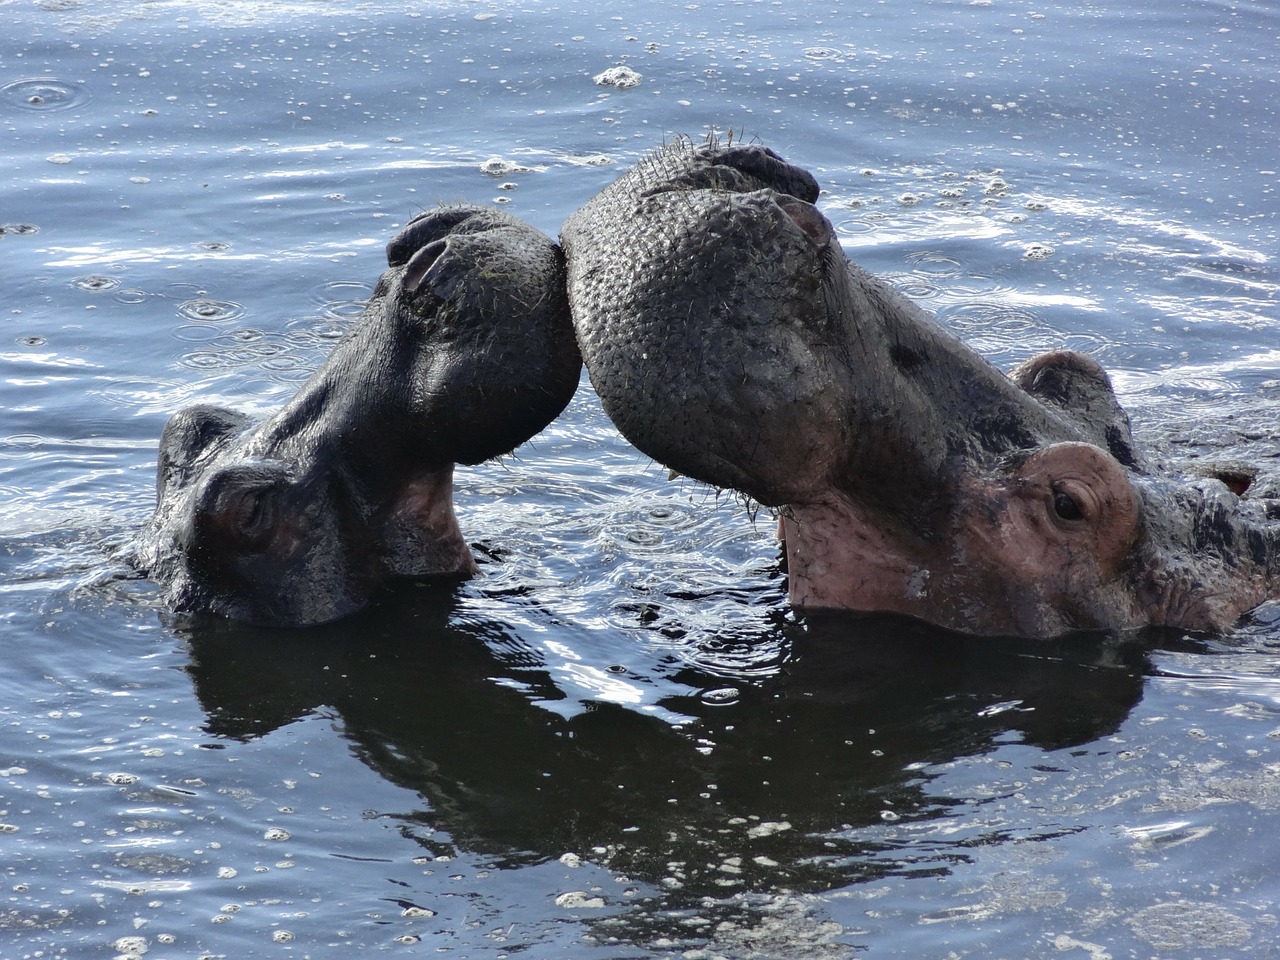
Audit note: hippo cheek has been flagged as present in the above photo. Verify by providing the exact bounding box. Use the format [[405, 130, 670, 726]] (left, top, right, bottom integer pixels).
[[959, 442, 1143, 632], [182, 462, 373, 627]]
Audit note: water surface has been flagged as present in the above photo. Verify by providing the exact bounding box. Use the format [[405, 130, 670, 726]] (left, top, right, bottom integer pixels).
[[2, 0, 1279, 956]]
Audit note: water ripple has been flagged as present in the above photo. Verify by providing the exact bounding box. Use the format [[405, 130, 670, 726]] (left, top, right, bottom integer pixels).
[[71, 274, 120, 293], [2, 77, 91, 113], [176, 298, 246, 323], [312, 279, 372, 320]]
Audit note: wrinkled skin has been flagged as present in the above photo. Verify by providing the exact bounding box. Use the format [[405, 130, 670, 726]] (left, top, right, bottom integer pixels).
[[562, 138, 1280, 637], [132, 205, 581, 627]]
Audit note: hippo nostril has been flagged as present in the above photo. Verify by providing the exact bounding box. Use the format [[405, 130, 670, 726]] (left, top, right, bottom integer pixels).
[[778, 199, 834, 247], [402, 239, 448, 298]]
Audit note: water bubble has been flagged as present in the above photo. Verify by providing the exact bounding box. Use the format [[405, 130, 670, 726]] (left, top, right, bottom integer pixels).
[[2, 77, 91, 113], [555, 891, 606, 909], [285, 316, 349, 344], [479, 157, 531, 177], [625, 528, 663, 547], [701, 687, 740, 706], [177, 298, 245, 323], [181, 352, 228, 369], [593, 65, 642, 89], [802, 46, 846, 61], [263, 827, 290, 841], [72, 274, 120, 293], [1, 223, 39, 236], [112, 935, 148, 957]]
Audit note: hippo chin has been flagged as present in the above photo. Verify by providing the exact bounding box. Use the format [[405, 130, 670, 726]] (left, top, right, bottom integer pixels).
[[562, 137, 1280, 637], [132, 205, 581, 627]]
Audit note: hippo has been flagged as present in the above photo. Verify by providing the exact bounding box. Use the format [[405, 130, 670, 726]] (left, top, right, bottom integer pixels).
[[562, 137, 1280, 637], [131, 205, 581, 627]]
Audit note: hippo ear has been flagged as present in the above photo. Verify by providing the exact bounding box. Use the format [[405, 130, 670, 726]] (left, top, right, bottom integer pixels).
[[157, 405, 251, 500], [1014, 442, 1140, 572], [192, 462, 292, 551], [1010, 350, 1145, 470]]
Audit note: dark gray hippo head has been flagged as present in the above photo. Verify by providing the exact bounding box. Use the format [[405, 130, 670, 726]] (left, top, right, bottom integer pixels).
[[562, 137, 1280, 637], [132, 205, 581, 627]]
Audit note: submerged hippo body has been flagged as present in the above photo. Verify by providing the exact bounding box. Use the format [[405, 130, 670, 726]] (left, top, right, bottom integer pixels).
[[563, 138, 1280, 637], [133, 205, 581, 627]]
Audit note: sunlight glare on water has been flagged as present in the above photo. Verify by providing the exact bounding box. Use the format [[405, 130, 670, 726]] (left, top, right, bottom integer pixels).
[[1, 0, 1278, 956]]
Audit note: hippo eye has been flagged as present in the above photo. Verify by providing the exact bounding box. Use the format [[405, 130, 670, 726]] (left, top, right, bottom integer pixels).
[[234, 486, 275, 541], [1052, 487, 1084, 522], [195, 463, 291, 549]]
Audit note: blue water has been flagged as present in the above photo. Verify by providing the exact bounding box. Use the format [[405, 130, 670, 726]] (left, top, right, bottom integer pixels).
[[3, 0, 1279, 956]]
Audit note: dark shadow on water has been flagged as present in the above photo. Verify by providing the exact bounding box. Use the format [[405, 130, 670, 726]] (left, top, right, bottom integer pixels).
[[179, 586, 1176, 939]]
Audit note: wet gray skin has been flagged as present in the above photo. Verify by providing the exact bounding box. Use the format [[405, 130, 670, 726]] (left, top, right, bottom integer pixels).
[[562, 138, 1280, 637], [132, 205, 581, 627]]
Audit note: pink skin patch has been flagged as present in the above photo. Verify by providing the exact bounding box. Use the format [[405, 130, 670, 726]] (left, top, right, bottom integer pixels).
[[384, 465, 480, 579], [780, 442, 1153, 637]]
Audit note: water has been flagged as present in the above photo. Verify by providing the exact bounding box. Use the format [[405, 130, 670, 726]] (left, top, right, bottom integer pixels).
[[2, 0, 1278, 956]]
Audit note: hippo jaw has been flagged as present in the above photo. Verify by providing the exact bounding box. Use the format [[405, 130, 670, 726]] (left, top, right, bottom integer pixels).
[[145, 451, 476, 628]]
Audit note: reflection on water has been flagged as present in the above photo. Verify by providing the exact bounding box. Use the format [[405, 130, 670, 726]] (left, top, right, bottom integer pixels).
[[181, 590, 1155, 952]]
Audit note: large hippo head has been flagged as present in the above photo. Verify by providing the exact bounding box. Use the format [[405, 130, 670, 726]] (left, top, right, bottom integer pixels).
[[132, 205, 581, 626], [562, 138, 1280, 637]]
